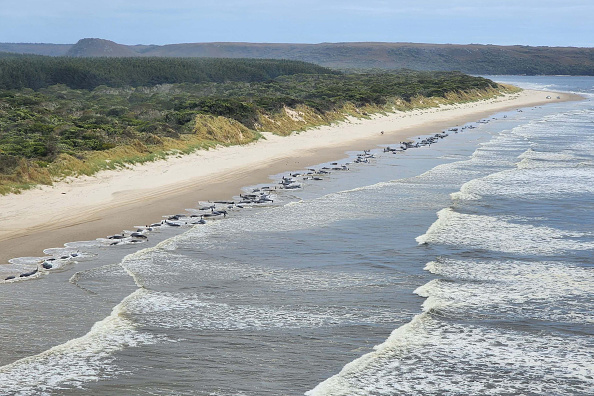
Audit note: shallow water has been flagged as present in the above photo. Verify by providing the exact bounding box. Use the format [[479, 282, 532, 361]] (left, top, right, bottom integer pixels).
[[1, 76, 592, 395]]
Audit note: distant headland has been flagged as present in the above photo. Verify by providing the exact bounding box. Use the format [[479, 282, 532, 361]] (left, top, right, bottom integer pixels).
[[1, 38, 593, 75]]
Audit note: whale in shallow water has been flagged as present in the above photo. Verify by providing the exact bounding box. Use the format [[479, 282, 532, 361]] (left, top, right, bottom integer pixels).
[[19, 268, 38, 278]]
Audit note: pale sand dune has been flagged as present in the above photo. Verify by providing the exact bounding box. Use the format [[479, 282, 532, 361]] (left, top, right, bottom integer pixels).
[[0, 90, 581, 263]]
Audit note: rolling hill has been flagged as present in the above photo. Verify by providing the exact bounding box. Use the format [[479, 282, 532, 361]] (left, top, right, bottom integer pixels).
[[1, 38, 593, 75]]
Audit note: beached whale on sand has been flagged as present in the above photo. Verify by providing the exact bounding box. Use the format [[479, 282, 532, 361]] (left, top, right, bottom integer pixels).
[[19, 268, 38, 278]]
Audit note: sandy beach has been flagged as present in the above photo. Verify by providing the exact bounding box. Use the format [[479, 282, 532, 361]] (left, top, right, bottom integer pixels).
[[0, 89, 581, 264]]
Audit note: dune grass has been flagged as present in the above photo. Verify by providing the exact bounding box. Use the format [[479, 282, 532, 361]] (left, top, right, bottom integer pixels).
[[0, 82, 514, 195]]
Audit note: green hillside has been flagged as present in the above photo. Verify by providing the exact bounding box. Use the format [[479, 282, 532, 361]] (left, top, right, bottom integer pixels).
[[0, 64, 502, 193], [0, 56, 337, 90], [2, 39, 593, 75]]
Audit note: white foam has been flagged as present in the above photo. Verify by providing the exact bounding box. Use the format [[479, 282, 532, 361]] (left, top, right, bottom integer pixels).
[[517, 146, 584, 164], [416, 208, 594, 255], [159, 183, 407, 244], [421, 258, 594, 323], [0, 289, 157, 395], [307, 315, 594, 395], [0, 242, 181, 392], [120, 248, 399, 292], [308, 94, 594, 396], [124, 290, 407, 331], [2, 249, 91, 282], [117, 241, 176, 288], [454, 166, 594, 200]]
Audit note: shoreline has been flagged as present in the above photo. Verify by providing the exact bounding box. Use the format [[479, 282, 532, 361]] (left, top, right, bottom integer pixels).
[[0, 89, 582, 264]]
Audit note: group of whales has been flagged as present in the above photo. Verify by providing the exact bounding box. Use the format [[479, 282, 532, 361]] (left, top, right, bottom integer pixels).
[[5, 117, 508, 282], [4, 251, 80, 280], [379, 113, 514, 154], [2, 152, 371, 281], [96, 157, 361, 247], [382, 123, 481, 153]]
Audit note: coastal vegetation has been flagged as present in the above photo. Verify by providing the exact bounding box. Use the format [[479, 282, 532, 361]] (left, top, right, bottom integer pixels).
[[2, 39, 594, 76], [0, 56, 507, 194], [0, 56, 335, 90]]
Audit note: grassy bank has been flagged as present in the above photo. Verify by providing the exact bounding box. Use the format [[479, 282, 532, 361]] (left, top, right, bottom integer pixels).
[[0, 69, 507, 194]]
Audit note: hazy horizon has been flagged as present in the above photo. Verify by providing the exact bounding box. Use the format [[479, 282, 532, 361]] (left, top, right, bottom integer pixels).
[[2, 39, 594, 49], [1, 0, 592, 48]]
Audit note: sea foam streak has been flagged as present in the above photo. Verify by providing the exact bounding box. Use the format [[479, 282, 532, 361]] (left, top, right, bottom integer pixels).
[[453, 163, 594, 200], [420, 259, 594, 324], [310, 94, 594, 395], [0, 289, 156, 395], [120, 248, 399, 292], [307, 315, 594, 395], [125, 289, 405, 331], [416, 208, 594, 255], [0, 245, 172, 394]]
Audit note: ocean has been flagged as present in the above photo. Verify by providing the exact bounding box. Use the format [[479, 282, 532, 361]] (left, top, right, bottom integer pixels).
[[0, 76, 592, 395]]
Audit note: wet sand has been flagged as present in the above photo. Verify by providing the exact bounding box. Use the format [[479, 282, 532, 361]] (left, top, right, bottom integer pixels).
[[0, 90, 582, 264]]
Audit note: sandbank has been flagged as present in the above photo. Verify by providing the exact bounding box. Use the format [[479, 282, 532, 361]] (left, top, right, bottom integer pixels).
[[0, 89, 582, 264]]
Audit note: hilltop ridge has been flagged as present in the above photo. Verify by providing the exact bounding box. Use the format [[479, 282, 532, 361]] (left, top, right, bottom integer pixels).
[[0, 38, 593, 75], [65, 38, 139, 57]]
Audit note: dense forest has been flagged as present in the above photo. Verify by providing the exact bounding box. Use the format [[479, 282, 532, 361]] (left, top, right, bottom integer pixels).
[[0, 55, 336, 90], [0, 56, 501, 193], [2, 39, 593, 75]]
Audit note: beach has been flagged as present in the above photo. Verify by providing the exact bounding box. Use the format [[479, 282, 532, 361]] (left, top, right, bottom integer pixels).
[[0, 89, 580, 264], [0, 75, 592, 395]]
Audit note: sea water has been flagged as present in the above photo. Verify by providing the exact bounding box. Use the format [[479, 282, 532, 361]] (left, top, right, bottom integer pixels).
[[0, 76, 592, 395]]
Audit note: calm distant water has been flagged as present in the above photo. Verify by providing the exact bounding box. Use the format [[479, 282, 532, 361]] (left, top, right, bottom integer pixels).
[[0, 76, 592, 395]]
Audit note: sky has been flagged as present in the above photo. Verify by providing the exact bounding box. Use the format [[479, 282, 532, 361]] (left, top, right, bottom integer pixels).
[[0, 0, 592, 47]]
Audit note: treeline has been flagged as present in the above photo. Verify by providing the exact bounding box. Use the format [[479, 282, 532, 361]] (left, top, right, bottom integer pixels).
[[0, 55, 337, 90], [3, 40, 594, 75], [0, 69, 498, 190], [266, 71, 494, 111]]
